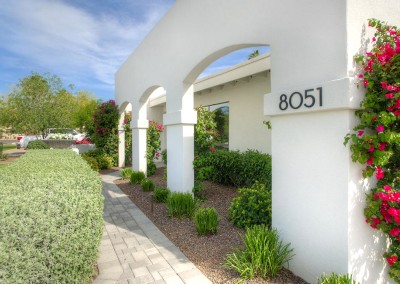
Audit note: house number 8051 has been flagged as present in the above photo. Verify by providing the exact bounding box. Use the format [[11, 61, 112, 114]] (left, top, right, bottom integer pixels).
[[279, 87, 323, 111]]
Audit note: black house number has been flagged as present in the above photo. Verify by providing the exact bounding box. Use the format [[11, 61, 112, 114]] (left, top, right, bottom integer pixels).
[[279, 87, 323, 111]]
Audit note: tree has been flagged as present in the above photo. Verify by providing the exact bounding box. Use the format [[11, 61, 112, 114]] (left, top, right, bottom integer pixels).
[[72, 90, 98, 133], [1, 72, 75, 137], [248, 49, 259, 60]]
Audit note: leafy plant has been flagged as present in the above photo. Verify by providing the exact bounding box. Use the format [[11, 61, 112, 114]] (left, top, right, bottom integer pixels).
[[141, 178, 155, 192], [91, 100, 119, 166], [82, 149, 113, 170], [193, 149, 272, 188], [194, 106, 219, 155], [0, 150, 103, 283], [121, 168, 134, 180], [318, 273, 359, 284], [130, 171, 145, 185], [26, 140, 50, 149], [161, 149, 167, 164], [194, 207, 219, 236], [0, 153, 8, 161], [229, 182, 272, 228], [224, 225, 294, 280], [154, 187, 170, 203], [82, 155, 99, 171], [344, 19, 400, 281], [167, 192, 197, 218], [146, 120, 163, 176], [192, 180, 206, 200]]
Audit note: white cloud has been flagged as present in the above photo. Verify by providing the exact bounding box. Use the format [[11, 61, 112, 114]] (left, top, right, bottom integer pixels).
[[0, 0, 173, 98]]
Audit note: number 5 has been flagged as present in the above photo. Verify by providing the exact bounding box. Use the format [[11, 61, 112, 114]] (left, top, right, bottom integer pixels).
[[304, 89, 315, 108]]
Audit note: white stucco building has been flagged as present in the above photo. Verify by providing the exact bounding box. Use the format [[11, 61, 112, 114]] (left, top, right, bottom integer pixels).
[[115, 1, 400, 283]]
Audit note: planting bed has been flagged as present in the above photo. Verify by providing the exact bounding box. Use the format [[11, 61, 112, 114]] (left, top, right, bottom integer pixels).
[[114, 167, 308, 284]]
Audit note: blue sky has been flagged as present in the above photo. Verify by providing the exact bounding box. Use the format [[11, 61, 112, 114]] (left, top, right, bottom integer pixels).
[[0, 0, 268, 101]]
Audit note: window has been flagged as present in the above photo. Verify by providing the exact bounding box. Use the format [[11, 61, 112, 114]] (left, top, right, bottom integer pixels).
[[205, 102, 229, 149]]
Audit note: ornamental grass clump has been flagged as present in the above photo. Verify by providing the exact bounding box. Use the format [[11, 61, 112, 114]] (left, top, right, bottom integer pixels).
[[141, 178, 155, 192], [121, 168, 134, 180], [318, 273, 359, 284], [194, 207, 219, 236], [344, 19, 400, 282], [129, 171, 145, 185], [154, 187, 170, 203], [167, 192, 197, 218], [224, 225, 294, 280], [0, 150, 103, 284]]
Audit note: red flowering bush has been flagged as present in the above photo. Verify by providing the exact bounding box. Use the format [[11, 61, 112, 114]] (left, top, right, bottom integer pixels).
[[147, 120, 163, 176], [345, 19, 400, 282], [75, 137, 92, 145], [194, 106, 219, 155]]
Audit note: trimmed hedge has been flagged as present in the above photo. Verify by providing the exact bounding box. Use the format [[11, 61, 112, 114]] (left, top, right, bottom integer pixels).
[[193, 149, 272, 188], [0, 150, 104, 284], [26, 140, 50, 149]]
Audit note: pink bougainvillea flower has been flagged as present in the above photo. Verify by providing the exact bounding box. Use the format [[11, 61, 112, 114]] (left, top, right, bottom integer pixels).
[[394, 110, 400, 116], [367, 156, 374, 165], [384, 185, 392, 192], [367, 145, 375, 152], [381, 81, 388, 89], [376, 167, 385, 179], [372, 115, 377, 121], [388, 207, 400, 217], [387, 85, 397, 91], [376, 125, 385, 133], [386, 93, 394, 99], [388, 255, 398, 266], [372, 37, 376, 42], [358, 74, 364, 78], [364, 79, 368, 87], [379, 192, 389, 201], [378, 143, 387, 151], [357, 130, 364, 136]]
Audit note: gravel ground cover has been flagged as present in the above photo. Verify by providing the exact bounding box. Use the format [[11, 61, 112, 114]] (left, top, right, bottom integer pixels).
[[114, 167, 309, 284]]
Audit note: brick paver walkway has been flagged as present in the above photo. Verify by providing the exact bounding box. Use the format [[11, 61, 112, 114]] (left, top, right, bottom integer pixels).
[[94, 171, 211, 284]]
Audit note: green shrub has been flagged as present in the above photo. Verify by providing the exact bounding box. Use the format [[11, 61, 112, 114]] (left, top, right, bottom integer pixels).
[[193, 149, 272, 188], [192, 180, 205, 200], [318, 273, 359, 284], [130, 171, 145, 185], [163, 167, 167, 181], [121, 168, 134, 180], [0, 141, 3, 154], [224, 225, 294, 280], [26, 140, 50, 149], [0, 150, 103, 284], [167, 192, 197, 218], [141, 178, 155, 192], [82, 155, 99, 171], [229, 182, 272, 228], [82, 149, 113, 170], [154, 187, 170, 203], [0, 153, 8, 161], [147, 161, 157, 176], [161, 149, 167, 164], [194, 207, 219, 236]]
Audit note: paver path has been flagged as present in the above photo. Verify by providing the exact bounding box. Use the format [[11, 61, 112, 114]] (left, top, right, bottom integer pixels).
[[95, 171, 212, 284]]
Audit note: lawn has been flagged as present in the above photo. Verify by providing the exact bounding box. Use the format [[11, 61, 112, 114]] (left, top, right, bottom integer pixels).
[[2, 144, 16, 151]]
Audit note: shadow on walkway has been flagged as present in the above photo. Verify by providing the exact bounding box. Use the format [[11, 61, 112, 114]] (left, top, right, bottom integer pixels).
[[94, 171, 211, 284]]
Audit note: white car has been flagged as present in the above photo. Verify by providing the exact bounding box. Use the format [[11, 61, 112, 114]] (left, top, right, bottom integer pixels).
[[45, 129, 85, 141]]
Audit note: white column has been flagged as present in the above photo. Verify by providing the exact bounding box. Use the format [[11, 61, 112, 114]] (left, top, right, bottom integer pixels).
[[164, 110, 197, 192], [118, 127, 125, 167], [131, 119, 149, 175], [164, 83, 197, 193], [264, 78, 382, 283], [118, 113, 126, 168]]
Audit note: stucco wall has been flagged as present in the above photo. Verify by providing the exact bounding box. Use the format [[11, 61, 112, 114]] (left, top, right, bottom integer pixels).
[[194, 72, 271, 153]]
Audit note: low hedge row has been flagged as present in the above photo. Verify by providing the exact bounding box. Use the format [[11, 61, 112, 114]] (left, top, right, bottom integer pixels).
[[0, 150, 104, 284], [193, 149, 272, 188]]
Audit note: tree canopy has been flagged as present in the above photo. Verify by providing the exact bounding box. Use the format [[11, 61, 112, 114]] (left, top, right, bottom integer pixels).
[[0, 72, 99, 137]]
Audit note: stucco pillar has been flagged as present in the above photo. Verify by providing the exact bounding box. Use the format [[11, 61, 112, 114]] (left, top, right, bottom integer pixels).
[[164, 84, 197, 193], [118, 113, 126, 168], [131, 119, 149, 175]]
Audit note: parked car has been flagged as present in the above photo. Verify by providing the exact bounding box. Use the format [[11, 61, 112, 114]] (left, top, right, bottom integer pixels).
[[45, 128, 85, 141], [16, 135, 42, 149]]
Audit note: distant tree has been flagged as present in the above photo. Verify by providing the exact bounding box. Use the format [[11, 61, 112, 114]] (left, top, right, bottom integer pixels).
[[2, 72, 76, 137], [72, 90, 99, 133], [248, 49, 260, 60]]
